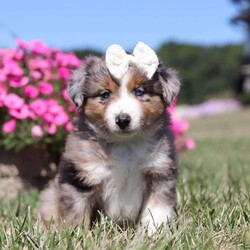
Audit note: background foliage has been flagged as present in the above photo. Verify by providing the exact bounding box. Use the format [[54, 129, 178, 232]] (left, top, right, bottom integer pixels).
[[157, 42, 243, 104]]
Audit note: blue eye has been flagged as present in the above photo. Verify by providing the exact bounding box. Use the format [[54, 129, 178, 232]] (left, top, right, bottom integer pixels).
[[134, 88, 145, 97], [100, 91, 111, 101]]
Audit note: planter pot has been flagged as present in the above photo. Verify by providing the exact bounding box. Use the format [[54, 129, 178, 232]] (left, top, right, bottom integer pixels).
[[0, 146, 59, 198]]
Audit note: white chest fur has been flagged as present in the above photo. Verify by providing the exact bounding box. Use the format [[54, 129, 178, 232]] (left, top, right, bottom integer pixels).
[[102, 140, 151, 221]]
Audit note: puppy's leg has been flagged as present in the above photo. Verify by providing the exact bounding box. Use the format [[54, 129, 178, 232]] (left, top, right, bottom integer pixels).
[[140, 176, 176, 233], [39, 179, 60, 225], [58, 182, 94, 228], [39, 175, 95, 228]]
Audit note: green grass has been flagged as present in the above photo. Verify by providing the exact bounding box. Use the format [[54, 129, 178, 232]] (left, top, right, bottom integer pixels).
[[0, 109, 250, 249]]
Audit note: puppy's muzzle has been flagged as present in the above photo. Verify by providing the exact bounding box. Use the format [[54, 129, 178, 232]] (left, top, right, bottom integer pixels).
[[115, 113, 131, 130]]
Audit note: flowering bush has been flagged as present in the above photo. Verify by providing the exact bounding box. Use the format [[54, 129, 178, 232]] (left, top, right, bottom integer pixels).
[[0, 39, 80, 152], [0, 39, 195, 153]]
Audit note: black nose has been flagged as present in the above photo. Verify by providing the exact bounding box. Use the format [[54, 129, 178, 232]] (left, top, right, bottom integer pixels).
[[115, 113, 131, 130]]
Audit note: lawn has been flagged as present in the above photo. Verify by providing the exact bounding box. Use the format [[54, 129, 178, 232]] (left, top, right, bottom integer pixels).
[[0, 109, 249, 249]]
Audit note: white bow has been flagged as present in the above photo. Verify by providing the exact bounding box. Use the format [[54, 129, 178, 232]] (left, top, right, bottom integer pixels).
[[105, 41, 159, 80]]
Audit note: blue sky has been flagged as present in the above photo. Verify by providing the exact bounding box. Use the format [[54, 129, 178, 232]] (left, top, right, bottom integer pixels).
[[0, 0, 245, 52]]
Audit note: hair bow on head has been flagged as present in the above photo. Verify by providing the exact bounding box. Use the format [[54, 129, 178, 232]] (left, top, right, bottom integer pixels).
[[105, 41, 159, 80]]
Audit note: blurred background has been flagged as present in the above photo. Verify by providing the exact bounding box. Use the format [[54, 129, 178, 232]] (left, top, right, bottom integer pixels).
[[1, 0, 250, 106]]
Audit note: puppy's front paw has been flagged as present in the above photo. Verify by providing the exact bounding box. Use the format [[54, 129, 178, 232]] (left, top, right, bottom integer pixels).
[[140, 205, 173, 235], [140, 218, 159, 235]]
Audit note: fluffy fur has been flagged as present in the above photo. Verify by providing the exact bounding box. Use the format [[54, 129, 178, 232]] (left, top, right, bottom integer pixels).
[[39, 54, 180, 232]]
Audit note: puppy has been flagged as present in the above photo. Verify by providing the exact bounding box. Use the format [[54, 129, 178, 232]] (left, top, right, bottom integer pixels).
[[39, 42, 180, 232]]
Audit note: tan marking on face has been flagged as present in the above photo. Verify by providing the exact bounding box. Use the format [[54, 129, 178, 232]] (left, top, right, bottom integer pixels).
[[127, 70, 149, 92], [99, 75, 119, 93], [127, 69, 165, 129], [84, 98, 106, 123], [140, 95, 165, 128], [83, 74, 119, 131]]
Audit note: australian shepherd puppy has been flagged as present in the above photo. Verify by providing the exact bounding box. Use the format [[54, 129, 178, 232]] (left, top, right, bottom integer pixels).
[[39, 42, 180, 233]]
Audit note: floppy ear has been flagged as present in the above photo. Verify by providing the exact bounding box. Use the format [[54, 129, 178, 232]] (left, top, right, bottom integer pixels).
[[68, 56, 108, 110], [67, 65, 86, 110], [155, 61, 181, 106]]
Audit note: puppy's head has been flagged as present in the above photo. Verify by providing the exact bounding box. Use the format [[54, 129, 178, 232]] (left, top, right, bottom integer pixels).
[[68, 54, 180, 139]]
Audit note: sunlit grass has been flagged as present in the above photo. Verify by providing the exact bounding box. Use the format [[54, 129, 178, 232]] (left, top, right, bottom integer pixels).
[[0, 109, 249, 249]]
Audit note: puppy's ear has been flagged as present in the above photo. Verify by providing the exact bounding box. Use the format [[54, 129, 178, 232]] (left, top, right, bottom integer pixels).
[[68, 56, 107, 110], [67, 65, 85, 110], [155, 61, 180, 106]]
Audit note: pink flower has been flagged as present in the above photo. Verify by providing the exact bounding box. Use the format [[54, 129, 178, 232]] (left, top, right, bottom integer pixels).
[[38, 81, 53, 94], [14, 48, 24, 60], [2, 47, 25, 60], [0, 39, 87, 150], [58, 67, 71, 82], [43, 69, 54, 81], [24, 85, 39, 98], [43, 113, 54, 123], [0, 69, 7, 83], [29, 110, 37, 120], [167, 98, 177, 115], [46, 98, 58, 107], [55, 52, 81, 67], [68, 104, 76, 112], [3, 58, 23, 76], [2, 119, 16, 133], [16, 39, 52, 56], [61, 88, 70, 102], [171, 119, 189, 135], [29, 58, 50, 70], [4, 93, 25, 109], [46, 123, 57, 135], [31, 125, 44, 137], [184, 138, 196, 150], [65, 121, 73, 131], [16, 38, 32, 50], [31, 71, 42, 80], [53, 111, 69, 126], [9, 76, 29, 88], [29, 99, 47, 116], [48, 103, 63, 114], [31, 40, 50, 55], [0, 83, 7, 93], [9, 104, 31, 119]]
